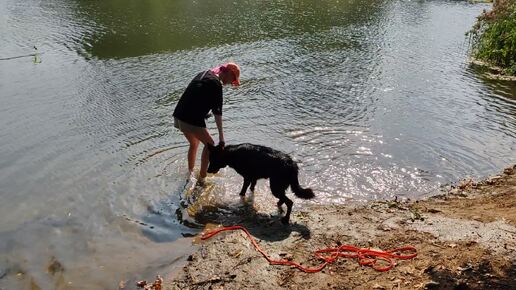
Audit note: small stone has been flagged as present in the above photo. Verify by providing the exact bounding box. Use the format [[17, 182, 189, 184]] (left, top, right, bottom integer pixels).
[[472, 216, 482, 221], [465, 241, 477, 246], [424, 280, 440, 289], [136, 280, 147, 288], [457, 263, 473, 272], [423, 266, 434, 273]]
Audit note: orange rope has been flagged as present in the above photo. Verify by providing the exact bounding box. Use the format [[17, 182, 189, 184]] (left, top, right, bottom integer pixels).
[[201, 225, 417, 273]]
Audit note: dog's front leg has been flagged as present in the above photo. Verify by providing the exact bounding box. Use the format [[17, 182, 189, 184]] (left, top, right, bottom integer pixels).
[[239, 178, 251, 196], [250, 180, 257, 192]]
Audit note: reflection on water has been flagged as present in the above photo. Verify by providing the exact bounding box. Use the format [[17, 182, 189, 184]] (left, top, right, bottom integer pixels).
[[1, 0, 515, 289], [75, 0, 381, 58]]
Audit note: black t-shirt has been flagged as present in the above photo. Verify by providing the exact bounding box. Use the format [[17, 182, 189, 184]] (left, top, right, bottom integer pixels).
[[173, 70, 223, 127]]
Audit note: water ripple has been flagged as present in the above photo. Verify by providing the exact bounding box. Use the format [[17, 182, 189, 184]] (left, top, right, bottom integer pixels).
[[1, 1, 514, 289]]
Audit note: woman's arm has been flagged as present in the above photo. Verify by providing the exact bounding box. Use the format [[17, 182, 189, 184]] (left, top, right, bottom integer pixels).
[[214, 114, 225, 146]]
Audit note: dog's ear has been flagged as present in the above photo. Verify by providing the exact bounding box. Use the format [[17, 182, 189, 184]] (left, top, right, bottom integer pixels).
[[207, 143, 216, 152]]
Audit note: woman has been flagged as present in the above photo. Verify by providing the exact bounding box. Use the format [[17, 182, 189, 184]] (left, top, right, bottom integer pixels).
[[173, 62, 241, 184]]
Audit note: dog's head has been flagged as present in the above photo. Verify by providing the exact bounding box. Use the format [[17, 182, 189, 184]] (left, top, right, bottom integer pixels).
[[207, 144, 227, 174]]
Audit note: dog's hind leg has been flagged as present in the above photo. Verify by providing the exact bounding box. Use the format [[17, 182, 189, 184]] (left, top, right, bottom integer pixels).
[[239, 178, 251, 196], [281, 198, 293, 224], [270, 178, 292, 224], [250, 179, 257, 192], [276, 199, 285, 214]]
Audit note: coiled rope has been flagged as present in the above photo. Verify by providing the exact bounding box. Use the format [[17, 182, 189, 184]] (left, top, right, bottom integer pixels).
[[201, 225, 417, 273]]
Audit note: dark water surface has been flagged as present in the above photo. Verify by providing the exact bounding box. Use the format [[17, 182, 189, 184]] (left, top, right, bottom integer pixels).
[[1, 0, 515, 288]]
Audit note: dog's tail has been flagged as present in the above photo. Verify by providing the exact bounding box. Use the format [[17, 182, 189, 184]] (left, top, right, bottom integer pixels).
[[290, 167, 315, 199]]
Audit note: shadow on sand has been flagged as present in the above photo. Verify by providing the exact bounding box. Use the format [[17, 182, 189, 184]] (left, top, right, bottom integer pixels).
[[194, 201, 311, 243], [426, 262, 516, 290], [142, 177, 312, 243]]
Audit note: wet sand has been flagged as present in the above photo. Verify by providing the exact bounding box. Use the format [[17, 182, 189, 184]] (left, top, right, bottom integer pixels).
[[152, 165, 516, 290]]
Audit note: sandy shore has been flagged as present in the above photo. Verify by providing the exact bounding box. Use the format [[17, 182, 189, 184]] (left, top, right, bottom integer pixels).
[[157, 165, 516, 290]]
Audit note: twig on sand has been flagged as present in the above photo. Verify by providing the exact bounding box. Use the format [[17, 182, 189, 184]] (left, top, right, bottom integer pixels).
[[192, 274, 237, 286]]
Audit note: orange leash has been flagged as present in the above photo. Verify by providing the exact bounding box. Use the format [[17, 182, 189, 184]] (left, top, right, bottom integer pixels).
[[201, 225, 417, 273]]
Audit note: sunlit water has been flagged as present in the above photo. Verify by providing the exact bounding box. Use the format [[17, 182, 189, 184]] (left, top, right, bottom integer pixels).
[[1, 0, 515, 288]]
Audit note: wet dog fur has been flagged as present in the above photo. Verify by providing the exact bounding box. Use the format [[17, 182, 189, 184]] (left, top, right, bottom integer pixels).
[[207, 143, 314, 224]]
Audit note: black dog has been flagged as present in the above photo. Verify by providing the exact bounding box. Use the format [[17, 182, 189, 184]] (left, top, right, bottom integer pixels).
[[207, 143, 315, 224]]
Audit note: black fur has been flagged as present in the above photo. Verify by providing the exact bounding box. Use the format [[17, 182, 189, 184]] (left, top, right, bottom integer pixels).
[[207, 143, 315, 224]]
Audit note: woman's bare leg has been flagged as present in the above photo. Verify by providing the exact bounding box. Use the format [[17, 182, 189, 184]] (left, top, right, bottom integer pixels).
[[200, 146, 211, 179], [183, 132, 200, 174], [183, 128, 214, 180], [196, 129, 215, 179]]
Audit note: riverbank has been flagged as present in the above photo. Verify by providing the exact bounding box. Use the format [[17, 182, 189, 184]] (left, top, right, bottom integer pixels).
[[470, 58, 516, 81], [162, 165, 516, 290]]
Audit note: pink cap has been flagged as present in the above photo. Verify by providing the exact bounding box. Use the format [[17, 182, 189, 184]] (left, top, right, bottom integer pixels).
[[212, 63, 241, 86]]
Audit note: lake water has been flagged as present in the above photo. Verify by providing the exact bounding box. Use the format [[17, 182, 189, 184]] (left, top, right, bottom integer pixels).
[[1, 0, 515, 289]]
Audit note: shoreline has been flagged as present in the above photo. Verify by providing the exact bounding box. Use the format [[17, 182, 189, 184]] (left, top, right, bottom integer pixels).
[[159, 165, 516, 290], [469, 58, 516, 81]]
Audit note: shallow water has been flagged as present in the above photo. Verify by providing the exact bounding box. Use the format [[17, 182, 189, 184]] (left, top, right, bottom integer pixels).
[[0, 0, 515, 288]]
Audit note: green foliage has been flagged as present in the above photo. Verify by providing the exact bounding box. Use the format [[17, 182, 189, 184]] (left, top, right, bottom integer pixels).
[[470, 0, 516, 75]]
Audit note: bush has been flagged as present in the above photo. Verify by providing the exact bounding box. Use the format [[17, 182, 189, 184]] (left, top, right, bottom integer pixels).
[[470, 0, 516, 75]]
